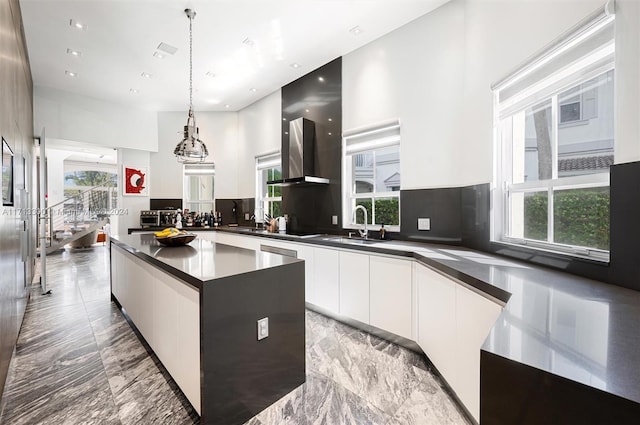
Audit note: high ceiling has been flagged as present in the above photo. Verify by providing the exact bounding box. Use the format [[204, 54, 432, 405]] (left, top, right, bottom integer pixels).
[[20, 0, 449, 112]]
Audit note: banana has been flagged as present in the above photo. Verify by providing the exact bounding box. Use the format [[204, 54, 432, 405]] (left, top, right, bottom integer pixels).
[[154, 228, 176, 237]]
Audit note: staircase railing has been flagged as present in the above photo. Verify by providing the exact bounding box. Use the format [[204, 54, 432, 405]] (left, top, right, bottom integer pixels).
[[41, 179, 116, 249]]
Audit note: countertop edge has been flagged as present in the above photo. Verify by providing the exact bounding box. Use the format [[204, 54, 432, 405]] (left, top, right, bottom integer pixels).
[[110, 238, 204, 290]]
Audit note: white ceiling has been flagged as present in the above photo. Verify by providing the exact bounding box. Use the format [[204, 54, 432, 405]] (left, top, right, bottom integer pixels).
[[47, 138, 118, 164], [20, 0, 449, 112]]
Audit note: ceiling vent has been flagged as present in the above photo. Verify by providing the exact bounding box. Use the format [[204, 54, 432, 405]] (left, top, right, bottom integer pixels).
[[157, 42, 178, 55]]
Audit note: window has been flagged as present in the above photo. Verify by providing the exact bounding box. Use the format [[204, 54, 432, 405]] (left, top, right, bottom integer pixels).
[[64, 170, 118, 214], [559, 79, 599, 124], [343, 120, 401, 230], [184, 163, 214, 213], [493, 8, 614, 260], [255, 152, 281, 221]]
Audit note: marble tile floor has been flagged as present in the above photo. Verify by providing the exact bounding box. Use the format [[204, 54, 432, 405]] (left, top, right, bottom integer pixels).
[[0, 246, 470, 425]]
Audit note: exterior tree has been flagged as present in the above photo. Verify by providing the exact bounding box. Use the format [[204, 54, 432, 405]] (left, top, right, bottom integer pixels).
[[533, 105, 552, 180]]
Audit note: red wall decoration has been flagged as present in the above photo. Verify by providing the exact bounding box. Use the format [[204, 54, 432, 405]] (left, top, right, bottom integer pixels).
[[123, 166, 148, 196]]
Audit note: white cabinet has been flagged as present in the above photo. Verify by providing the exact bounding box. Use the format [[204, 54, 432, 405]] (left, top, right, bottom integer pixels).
[[416, 263, 457, 389], [370, 256, 413, 339], [414, 261, 501, 422], [294, 243, 315, 304], [110, 244, 201, 413], [455, 284, 502, 421], [339, 251, 370, 324], [193, 231, 217, 242], [313, 247, 340, 313], [215, 232, 258, 250]]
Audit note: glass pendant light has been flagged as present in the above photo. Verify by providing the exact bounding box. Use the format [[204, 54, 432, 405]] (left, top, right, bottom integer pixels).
[[174, 9, 209, 163]]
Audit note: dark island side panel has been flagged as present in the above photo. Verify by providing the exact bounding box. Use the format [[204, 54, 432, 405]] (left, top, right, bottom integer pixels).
[[481, 350, 640, 425], [200, 262, 305, 425]]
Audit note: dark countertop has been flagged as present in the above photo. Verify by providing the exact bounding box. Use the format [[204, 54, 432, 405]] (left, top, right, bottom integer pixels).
[[110, 233, 302, 290], [210, 226, 640, 406]]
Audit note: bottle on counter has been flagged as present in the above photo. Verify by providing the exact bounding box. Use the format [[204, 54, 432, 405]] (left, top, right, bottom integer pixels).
[[175, 211, 183, 229], [379, 223, 386, 240]]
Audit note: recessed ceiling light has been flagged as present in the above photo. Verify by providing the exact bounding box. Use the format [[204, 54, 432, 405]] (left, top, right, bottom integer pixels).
[[65, 70, 77, 77], [283, 118, 287, 121], [66, 48, 82, 57], [250, 88, 257, 92], [141, 72, 152, 79], [328, 118, 333, 122], [284, 131, 289, 135], [205, 71, 216, 78], [69, 19, 87, 30], [157, 42, 178, 55], [318, 76, 325, 82], [290, 63, 301, 69], [242, 38, 255, 47], [305, 109, 310, 112], [328, 132, 332, 136], [349, 25, 363, 35], [224, 104, 231, 109], [130, 88, 139, 94], [153, 52, 165, 59]]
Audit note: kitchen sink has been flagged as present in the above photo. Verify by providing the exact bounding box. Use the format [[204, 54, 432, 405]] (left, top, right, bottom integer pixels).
[[231, 227, 321, 238], [233, 227, 269, 234], [320, 236, 386, 245]]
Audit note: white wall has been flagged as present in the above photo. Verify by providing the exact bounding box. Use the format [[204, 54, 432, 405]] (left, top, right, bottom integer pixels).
[[343, 0, 466, 189], [117, 148, 149, 236], [461, 0, 608, 184], [341, 0, 638, 190], [34, 86, 158, 151], [152, 111, 239, 199], [236, 90, 282, 198], [614, 0, 640, 163], [45, 150, 69, 208]]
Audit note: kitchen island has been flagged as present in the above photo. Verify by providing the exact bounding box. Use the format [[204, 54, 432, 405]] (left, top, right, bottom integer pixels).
[[109, 233, 305, 425]]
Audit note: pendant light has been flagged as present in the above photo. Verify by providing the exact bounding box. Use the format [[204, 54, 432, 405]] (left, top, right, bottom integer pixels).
[[174, 8, 209, 163]]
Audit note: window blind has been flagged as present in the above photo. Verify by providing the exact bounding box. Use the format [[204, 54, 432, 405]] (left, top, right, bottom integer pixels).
[[493, 2, 615, 118], [184, 163, 215, 175], [255, 151, 280, 170], [343, 119, 401, 154]]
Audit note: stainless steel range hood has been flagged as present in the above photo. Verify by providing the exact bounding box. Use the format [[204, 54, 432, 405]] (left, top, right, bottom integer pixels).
[[267, 117, 329, 186]]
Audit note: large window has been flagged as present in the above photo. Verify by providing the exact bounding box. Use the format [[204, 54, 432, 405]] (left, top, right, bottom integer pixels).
[[184, 163, 215, 213], [493, 9, 614, 260], [343, 120, 400, 230], [255, 152, 282, 221]]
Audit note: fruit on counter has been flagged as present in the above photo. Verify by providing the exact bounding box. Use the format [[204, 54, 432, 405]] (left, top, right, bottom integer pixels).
[[154, 227, 180, 237]]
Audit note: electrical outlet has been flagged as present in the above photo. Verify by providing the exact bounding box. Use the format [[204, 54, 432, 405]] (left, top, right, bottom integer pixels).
[[418, 218, 431, 231], [257, 317, 269, 340], [332, 215, 338, 225], [244, 213, 250, 220]]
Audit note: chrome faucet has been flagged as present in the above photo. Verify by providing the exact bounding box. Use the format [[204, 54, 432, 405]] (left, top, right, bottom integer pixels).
[[353, 205, 368, 239]]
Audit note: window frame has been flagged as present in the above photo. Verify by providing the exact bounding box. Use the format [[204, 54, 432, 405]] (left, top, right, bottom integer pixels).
[[255, 151, 282, 222], [492, 10, 614, 262], [183, 163, 215, 213], [342, 120, 401, 232]]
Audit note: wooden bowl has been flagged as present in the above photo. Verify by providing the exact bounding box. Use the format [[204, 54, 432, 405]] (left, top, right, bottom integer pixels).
[[156, 233, 197, 246]]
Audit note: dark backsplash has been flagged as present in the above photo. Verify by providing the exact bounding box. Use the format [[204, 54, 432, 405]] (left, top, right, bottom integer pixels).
[[399, 187, 463, 244], [608, 161, 640, 291], [149, 198, 182, 210], [461, 184, 491, 252], [281, 57, 343, 235], [216, 198, 256, 227]]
